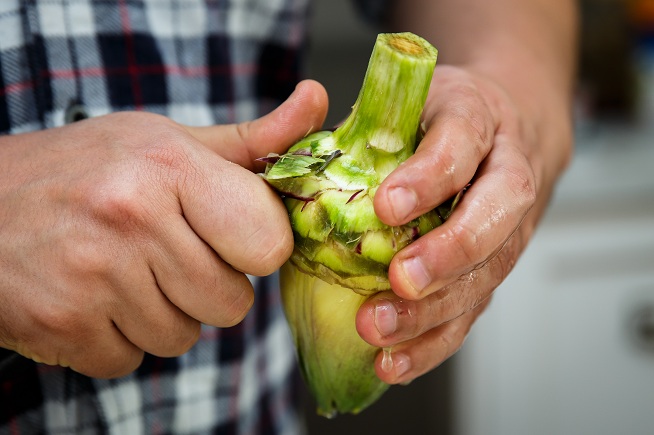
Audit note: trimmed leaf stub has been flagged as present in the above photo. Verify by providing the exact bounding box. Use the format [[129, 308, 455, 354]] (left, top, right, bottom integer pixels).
[[266, 154, 326, 179]]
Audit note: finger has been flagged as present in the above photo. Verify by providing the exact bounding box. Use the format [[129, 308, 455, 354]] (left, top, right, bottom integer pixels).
[[61, 242, 203, 362], [24, 325, 144, 379], [12, 298, 145, 378], [358, 229, 525, 348], [373, 298, 490, 385], [374, 67, 495, 226], [106, 255, 204, 357], [185, 79, 329, 171], [146, 213, 255, 327], [178, 149, 294, 276], [63, 323, 145, 379], [388, 136, 536, 299]]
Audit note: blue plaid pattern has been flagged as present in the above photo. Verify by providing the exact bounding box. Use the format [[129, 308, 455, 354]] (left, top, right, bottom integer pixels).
[[0, 0, 389, 433], [0, 0, 310, 134]]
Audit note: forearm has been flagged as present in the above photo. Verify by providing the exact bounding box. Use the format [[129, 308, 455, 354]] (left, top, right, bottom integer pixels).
[[387, 0, 578, 213], [386, 0, 578, 98]]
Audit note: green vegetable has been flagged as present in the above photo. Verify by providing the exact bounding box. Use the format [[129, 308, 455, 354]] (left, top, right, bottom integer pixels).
[[260, 32, 461, 417]]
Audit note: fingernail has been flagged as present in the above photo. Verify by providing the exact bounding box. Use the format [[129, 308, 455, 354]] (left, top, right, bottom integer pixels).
[[392, 352, 411, 378], [374, 300, 398, 337], [388, 187, 417, 223], [401, 256, 432, 292]]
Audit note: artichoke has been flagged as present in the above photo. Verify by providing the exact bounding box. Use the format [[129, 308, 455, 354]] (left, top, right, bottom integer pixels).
[[260, 33, 460, 417]]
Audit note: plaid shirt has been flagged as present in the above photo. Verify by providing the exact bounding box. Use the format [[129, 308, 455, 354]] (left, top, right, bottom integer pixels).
[[0, 0, 388, 434]]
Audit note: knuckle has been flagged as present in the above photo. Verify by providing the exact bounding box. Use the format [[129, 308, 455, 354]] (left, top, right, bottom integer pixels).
[[413, 297, 440, 337], [438, 325, 456, 353], [60, 236, 112, 278], [444, 85, 494, 149], [31, 300, 86, 342], [436, 322, 465, 362], [446, 221, 479, 264], [244, 225, 293, 276], [503, 163, 537, 211], [89, 181, 152, 232], [492, 252, 514, 286], [235, 121, 253, 145], [87, 351, 144, 379], [23, 303, 95, 366], [143, 139, 195, 179], [460, 107, 491, 147], [85, 136, 194, 235], [430, 148, 460, 193], [489, 235, 521, 285], [459, 270, 493, 313], [158, 320, 201, 356], [220, 287, 254, 327]]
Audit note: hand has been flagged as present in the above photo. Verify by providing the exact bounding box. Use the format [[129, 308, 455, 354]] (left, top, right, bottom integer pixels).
[[0, 80, 328, 378], [356, 65, 573, 383]]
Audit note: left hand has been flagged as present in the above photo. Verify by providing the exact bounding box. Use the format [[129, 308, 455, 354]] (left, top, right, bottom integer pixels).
[[356, 65, 573, 384]]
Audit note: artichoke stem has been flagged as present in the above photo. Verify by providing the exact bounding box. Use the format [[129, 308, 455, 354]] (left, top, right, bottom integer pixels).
[[333, 33, 438, 179]]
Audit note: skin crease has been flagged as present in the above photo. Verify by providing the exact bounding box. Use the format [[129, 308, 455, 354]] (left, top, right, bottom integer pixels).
[[356, 0, 579, 384], [0, 80, 328, 378]]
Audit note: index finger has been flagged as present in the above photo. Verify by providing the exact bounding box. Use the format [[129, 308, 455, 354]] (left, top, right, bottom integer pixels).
[[388, 135, 536, 300], [181, 152, 294, 277], [373, 66, 495, 227]]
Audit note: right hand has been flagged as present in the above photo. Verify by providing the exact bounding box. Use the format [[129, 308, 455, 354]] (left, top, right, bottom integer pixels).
[[0, 80, 328, 378]]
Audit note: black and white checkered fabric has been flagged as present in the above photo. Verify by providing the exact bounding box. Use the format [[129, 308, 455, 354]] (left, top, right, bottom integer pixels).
[[0, 0, 388, 433]]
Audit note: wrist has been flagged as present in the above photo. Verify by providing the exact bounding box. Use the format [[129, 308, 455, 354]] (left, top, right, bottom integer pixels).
[[470, 55, 575, 174]]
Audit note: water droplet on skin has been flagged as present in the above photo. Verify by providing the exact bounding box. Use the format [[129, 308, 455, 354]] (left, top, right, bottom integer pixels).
[[322, 409, 337, 419], [381, 347, 393, 372]]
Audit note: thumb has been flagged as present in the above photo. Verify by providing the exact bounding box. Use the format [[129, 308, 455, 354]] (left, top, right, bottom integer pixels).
[[185, 79, 329, 171]]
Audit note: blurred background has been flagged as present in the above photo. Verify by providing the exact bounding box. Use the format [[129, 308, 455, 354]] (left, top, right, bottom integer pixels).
[[301, 0, 654, 434]]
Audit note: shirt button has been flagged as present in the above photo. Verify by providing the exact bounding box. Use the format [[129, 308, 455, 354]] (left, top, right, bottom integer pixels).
[[64, 100, 89, 124]]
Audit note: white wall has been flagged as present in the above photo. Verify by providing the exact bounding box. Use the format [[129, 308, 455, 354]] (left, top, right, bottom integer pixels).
[[454, 121, 654, 435]]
